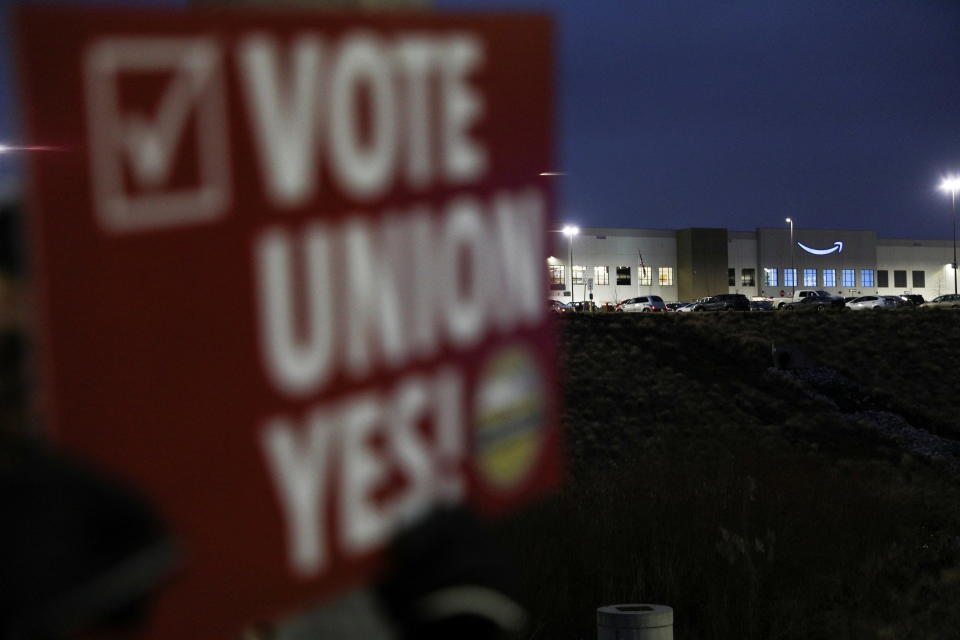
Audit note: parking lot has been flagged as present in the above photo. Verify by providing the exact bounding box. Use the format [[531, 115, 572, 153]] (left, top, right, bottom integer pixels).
[[551, 292, 960, 314]]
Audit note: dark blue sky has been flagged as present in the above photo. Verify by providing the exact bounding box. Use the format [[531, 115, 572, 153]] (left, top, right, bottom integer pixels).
[[437, 0, 960, 239], [3, 1, 960, 239]]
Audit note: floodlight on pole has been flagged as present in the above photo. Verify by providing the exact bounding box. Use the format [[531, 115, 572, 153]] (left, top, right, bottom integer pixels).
[[562, 225, 579, 303], [940, 177, 960, 295], [785, 218, 795, 296]]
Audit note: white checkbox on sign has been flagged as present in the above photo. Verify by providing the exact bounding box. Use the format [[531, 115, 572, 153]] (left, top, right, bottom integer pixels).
[[85, 36, 231, 233]]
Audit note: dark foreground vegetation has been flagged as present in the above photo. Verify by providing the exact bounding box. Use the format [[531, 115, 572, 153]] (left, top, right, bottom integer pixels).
[[497, 310, 960, 640]]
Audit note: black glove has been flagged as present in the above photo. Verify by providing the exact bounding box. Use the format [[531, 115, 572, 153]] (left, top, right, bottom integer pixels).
[[0, 433, 177, 640], [375, 506, 526, 640]]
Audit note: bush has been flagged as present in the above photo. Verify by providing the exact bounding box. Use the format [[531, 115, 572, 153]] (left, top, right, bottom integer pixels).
[[496, 312, 960, 640]]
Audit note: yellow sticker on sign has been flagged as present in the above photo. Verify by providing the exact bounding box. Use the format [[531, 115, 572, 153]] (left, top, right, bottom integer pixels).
[[474, 346, 547, 489]]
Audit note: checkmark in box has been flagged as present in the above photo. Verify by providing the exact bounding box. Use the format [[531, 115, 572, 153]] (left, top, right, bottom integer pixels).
[[85, 36, 231, 234]]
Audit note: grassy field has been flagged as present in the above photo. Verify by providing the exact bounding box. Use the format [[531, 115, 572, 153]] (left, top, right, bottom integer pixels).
[[497, 310, 960, 640]]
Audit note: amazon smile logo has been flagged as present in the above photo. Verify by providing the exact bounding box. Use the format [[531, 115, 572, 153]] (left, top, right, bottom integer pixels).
[[798, 241, 843, 255]]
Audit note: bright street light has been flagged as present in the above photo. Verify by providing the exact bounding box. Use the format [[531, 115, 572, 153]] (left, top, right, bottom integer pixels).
[[562, 225, 579, 303], [940, 177, 960, 193], [940, 176, 960, 295]]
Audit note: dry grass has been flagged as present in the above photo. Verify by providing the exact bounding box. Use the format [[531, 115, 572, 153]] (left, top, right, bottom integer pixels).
[[496, 311, 960, 640]]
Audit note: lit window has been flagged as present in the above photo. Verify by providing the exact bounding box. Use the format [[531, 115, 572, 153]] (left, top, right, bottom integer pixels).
[[741, 268, 755, 287], [894, 270, 907, 288], [784, 269, 797, 287], [658, 267, 674, 286], [823, 269, 836, 287], [803, 269, 817, 287], [638, 267, 652, 286], [728, 268, 735, 286], [616, 266, 630, 285], [764, 268, 778, 286], [912, 270, 925, 288], [594, 265, 609, 285], [842, 269, 855, 287], [861, 269, 874, 288], [548, 265, 565, 285], [572, 265, 586, 285]]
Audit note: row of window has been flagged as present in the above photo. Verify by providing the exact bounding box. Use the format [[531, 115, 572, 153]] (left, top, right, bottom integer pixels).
[[552, 265, 929, 290], [728, 268, 757, 287], [754, 268, 925, 289], [548, 265, 675, 287]]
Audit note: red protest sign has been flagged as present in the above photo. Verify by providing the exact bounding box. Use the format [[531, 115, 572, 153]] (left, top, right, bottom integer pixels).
[[16, 6, 560, 639]]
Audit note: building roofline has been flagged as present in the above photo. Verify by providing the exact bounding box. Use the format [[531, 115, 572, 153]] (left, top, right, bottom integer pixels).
[[561, 225, 953, 244]]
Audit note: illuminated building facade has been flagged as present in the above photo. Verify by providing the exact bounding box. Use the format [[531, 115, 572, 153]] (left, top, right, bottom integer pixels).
[[549, 227, 956, 304]]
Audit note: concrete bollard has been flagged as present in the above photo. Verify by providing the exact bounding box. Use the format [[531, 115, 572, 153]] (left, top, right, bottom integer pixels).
[[597, 604, 673, 640]]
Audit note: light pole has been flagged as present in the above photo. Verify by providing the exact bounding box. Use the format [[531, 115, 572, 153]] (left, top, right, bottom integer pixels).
[[562, 225, 579, 304], [785, 217, 794, 297], [940, 177, 960, 295]]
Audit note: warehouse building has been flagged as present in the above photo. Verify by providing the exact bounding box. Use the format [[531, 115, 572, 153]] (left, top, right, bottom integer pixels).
[[548, 227, 957, 305]]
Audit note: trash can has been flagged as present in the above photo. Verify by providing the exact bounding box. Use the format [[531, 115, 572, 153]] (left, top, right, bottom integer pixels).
[[597, 604, 673, 640]]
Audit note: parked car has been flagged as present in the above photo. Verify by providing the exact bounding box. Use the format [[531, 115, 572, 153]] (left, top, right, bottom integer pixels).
[[846, 295, 897, 311], [900, 294, 925, 307], [882, 295, 908, 308], [570, 300, 599, 313], [665, 302, 689, 311], [780, 296, 837, 312], [777, 289, 844, 309], [925, 294, 960, 309], [679, 297, 713, 312], [693, 294, 750, 312], [617, 295, 666, 312], [749, 299, 774, 311], [547, 299, 574, 313]]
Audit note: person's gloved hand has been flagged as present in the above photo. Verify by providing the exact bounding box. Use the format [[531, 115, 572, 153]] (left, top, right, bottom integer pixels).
[[375, 507, 526, 640], [0, 433, 177, 640]]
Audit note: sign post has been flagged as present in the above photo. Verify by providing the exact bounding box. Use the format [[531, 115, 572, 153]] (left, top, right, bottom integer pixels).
[[16, 7, 560, 639]]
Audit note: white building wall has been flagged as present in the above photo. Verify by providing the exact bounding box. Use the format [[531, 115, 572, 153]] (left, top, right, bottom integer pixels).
[[545, 226, 959, 306], [727, 232, 759, 297], [549, 227, 679, 304], [756, 228, 878, 299], [877, 239, 955, 299]]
